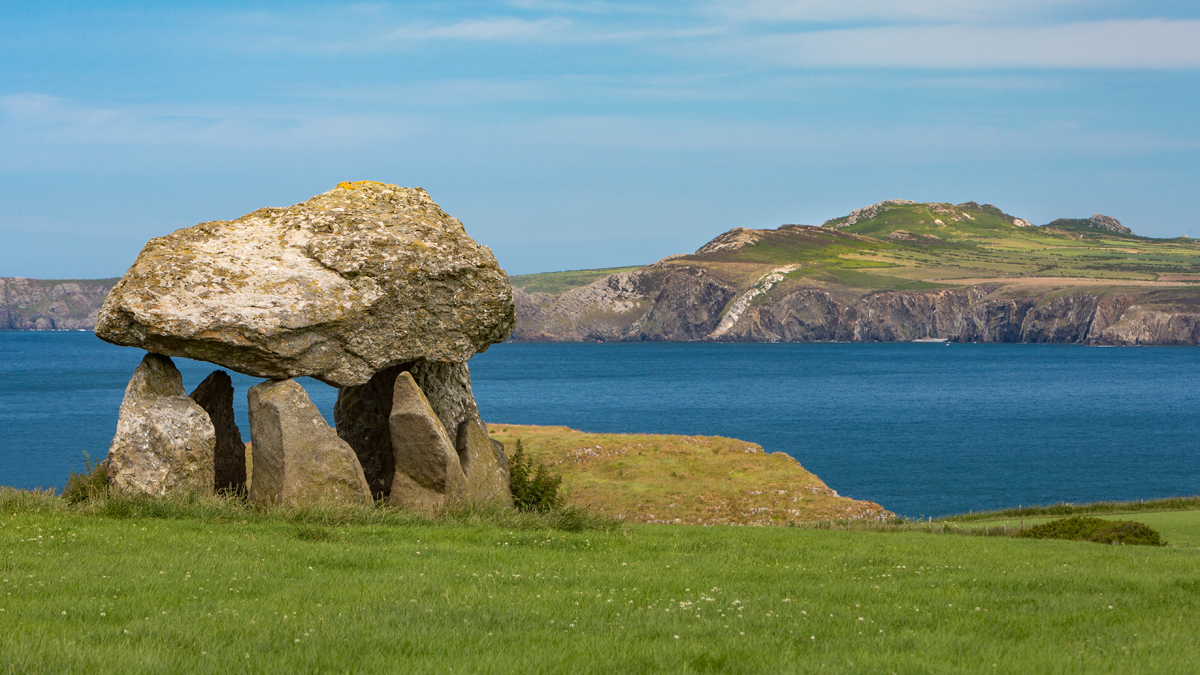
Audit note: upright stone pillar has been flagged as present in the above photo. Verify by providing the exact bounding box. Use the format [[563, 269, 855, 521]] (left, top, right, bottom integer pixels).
[[189, 370, 246, 494], [334, 364, 404, 500], [388, 372, 468, 513], [247, 379, 372, 506], [107, 354, 215, 497]]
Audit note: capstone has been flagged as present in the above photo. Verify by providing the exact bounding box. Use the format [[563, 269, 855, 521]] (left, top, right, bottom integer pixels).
[[95, 182, 515, 388]]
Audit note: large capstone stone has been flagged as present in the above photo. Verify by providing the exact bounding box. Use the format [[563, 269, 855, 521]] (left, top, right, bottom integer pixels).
[[388, 371, 468, 513], [107, 354, 215, 496], [188, 370, 246, 494], [95, 181, 516, 388], [247, 379, 372, 506]]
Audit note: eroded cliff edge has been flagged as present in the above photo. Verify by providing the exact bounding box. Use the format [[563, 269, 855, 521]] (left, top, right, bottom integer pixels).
[[514, 275, 1200, 345], [0, 278, 118, 330]]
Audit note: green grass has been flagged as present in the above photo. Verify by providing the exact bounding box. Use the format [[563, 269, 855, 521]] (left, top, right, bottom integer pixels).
[[950, 511, 1200, 548], [509, 267, 643, 294], [3, 489, 1200, 673], [943, 496, 1200, 522]]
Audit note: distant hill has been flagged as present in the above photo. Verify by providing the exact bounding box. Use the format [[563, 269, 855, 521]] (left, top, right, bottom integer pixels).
[[511, 200, 1200, 345]]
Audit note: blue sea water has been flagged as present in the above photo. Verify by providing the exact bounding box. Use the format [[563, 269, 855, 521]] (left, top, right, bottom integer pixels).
[[2, 333, 1198, 518]]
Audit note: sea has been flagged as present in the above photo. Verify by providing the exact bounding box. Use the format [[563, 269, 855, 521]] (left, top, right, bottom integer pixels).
[[1, 332, 1197, 518]]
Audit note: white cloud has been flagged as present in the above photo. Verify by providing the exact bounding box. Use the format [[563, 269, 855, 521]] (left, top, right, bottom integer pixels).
[[711, 0, 1105, 24], [387, 17, 571, 41], [743, 19, 1200, 69]]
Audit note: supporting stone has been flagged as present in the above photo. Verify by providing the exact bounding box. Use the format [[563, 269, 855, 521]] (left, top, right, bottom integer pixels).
[[247, 379, 372, 507], [456, 419, 515, 508], [106, 353, 215, 497], [334, 364, 404, 500], [388, 371, 468, 513], [409, 361, 484, 440], [189, 370, 246, 494]]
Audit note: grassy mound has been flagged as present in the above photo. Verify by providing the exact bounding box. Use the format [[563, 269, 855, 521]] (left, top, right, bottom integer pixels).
[[1016, 516, 1164, 546], [489, 424, 890, 525]]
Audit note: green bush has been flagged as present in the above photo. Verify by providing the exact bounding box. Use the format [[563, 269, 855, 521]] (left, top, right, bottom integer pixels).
[[509, 439, 563, 512], [61, 453, 108, 504], [1016, 515, 1163, 546]]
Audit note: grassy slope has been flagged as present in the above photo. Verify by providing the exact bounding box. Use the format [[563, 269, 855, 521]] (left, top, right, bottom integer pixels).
[[512, 202, 1200, 301], [953, 511, 1200, 547], [4, 490, 1200, 673], [509, 267, 643, 294], [489, 425, 888, 525]]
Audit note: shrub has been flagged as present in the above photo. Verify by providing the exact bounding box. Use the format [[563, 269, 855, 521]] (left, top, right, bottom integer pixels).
[[62, 453, 108, 504], [1016, 515, 1163, 547], [509, 439, 563, 512]]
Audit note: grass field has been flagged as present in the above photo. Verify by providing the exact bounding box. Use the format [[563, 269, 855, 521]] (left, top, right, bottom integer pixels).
[[3, 489, 1200, 673], [948, 511, 1200, 548]]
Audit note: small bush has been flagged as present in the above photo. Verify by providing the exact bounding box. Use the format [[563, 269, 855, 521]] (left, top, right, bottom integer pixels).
[[1016, 516, 1163, 547], [509, 439, 563, 512], [62, 454, 108, 504]]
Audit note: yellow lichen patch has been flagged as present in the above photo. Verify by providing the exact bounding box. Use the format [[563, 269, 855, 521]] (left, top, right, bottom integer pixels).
[[489, 424, 890, 526], [337, 180, 389, 190]]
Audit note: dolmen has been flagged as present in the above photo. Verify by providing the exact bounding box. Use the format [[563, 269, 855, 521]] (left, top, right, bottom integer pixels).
[[96, 181, 517, 511]]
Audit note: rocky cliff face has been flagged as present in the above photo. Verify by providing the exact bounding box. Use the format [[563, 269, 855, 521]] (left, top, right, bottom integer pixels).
[[0, 278, 116, 330], [514, 271, 1200, 346]]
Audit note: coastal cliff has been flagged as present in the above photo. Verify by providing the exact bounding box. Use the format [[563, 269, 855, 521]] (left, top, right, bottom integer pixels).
[[514, 271, 1200, 345], [0, 277, 117, 330], [512, 201, 1200, 346]]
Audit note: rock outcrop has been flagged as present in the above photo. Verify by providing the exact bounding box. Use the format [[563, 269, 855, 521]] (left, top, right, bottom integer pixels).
[[388, 372, 468, 513], [95, 182, 514, 387], [0, 277, 116, 330], [189, 370, 246, 494], [1046, 215, 1135, 236], [515, 267, 1200, 346], [247, 378, 372, 506], [106, 354, 215, 496]]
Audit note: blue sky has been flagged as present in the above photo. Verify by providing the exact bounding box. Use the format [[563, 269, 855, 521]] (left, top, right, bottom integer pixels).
[[2, 1, 1199, 277]]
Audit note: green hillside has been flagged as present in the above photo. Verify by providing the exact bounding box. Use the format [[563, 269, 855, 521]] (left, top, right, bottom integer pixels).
[[509, 266, 643, 294], [513, 201, 1200, 294]]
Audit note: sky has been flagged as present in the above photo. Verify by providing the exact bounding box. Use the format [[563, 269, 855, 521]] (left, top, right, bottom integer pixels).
[[2, 1, 1199, 278]]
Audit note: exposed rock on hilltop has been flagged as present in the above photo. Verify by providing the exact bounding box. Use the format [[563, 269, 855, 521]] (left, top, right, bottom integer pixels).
[[1046, 214, 1134, 236], [96, 181, 514, 387], [0, 277, 115, 330]]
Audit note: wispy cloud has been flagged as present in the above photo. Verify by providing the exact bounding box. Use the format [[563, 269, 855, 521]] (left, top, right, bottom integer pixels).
[[0, 94, 420, 154], [387, 17, 571, 41], [742, 19, 1200, 69], [710, 0, 1106, 24]]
